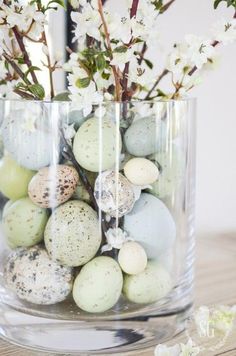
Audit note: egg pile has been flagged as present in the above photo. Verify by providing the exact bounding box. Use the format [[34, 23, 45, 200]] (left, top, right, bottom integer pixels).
[[0, 111, 183, 314]]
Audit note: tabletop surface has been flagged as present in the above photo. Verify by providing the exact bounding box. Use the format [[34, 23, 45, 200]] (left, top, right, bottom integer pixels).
[[0, 233, 236, 356]]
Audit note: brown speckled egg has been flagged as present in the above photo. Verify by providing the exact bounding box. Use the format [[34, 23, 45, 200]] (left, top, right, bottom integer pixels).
[[4, 246, 74, 305], [28, 165, 79, 208], [94, 170, 136, 218]]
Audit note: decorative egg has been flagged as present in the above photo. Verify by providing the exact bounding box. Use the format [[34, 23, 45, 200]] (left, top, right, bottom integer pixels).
[[4, 246, 73, 305], [28, 165, 79, 208], [3, 197, 48, 248], [0, 155, 35, 200], [2, 200, 14, 218], [53, 91, 70, 101], [124, 158, 159, 186], [73, 117, 122, 172], [148, 147, 184, 199], [123, 262, 172, 304], [118, 241, 147, 275], [44, 200, 101, 267], [73, 256, 123, 313], [124, 116, 164, 156], [2, 112, 56, 170], [94, 170, 136, 217], [124, 193, 176, 258]]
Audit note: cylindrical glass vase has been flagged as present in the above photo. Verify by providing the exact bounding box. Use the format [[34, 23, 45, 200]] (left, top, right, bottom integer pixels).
[[0, 99, 196, 354]]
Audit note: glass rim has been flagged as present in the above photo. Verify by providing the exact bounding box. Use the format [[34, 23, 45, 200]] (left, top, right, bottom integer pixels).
[[0, 97, 197, 105]]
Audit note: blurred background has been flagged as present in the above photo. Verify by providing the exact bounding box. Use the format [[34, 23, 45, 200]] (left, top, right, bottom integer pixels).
[[47, 0, 236, 236]]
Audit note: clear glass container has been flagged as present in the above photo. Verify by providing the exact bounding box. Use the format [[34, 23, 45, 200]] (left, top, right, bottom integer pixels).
[[0, 99, 196, 354]]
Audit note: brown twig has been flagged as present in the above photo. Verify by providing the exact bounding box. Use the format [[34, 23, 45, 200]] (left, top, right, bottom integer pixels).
[[98, 0, 122, 101], [160, 0, 177, 13], [13, 88, 35, 99], [145, 68, 169, 99], [12, 27, 39, 84], [2, 52, 31, 85]]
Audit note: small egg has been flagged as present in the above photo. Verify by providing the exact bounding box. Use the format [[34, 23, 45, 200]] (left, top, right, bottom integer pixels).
[[2, 200, 14, 218], [28, 165, 79, 208], [124, 193, 176, 258], [148, 148, 184, 199], [73, 117, 122, 172], [124, 158, 159, 186], [124, 116, 164, 156], [4, 246, 73, 305], [123, 262, 172, 304], [44, 200, 101, 267], [94, 170, 136, 217], [73, 256, 123, 313], [118, 241, 147, 275], [0, 155, 35, 200], [3, 197, 48, 248], [2, 112, 56, 170]]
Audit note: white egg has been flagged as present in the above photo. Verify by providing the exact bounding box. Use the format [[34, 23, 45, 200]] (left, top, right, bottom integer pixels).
[[123, 262, 172, 304], [94, 170, 136, 217], [124, 193, 176, 258], [118, 241, 147, 275], [2, 111, 57, 170], [73, 256, 123, 313], [124, 157, 159, 185]]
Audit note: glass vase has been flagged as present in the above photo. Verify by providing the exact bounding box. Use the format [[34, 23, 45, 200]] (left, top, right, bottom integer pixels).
[[0, 98, 196, 354]]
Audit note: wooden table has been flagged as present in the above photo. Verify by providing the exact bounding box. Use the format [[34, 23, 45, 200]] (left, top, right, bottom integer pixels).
[[0, 234, 236, 356]]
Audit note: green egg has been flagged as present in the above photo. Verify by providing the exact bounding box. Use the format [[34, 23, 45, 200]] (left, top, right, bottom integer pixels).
[[2, 200, 14, 218], [73, 256, 123, 313], [44, 200, 101, 267], [123, 262, 172, 304], [73, 117, 122, 172], [53, 91, 70, 101], [0, 155, 35, 200], [3, 197, 48, 248], [148, 147, 184, 199]]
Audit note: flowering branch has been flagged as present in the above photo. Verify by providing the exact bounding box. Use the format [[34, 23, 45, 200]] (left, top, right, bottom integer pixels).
[[41, 32, 55, 99], [145, 69, 169, 99], [97, 0, 122, 101]]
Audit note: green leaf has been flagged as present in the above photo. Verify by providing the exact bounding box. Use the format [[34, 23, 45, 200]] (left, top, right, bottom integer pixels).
[[47, 0, 65, 9], [214, 0, 236, 8], [95, 54, 106, 71], [113, 46, 128, 53], [24, 66, 41, 79], [28, 84, 45, 100], [76, 77, 91, 88], [152, 0, 163, 10], [143, 58, 153, 69]]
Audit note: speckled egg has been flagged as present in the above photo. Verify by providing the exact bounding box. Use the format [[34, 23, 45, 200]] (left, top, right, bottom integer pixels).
[[123, 262, 172, 304], [124, 193, 176, 258], [147, 147, 184, 199], [4, 246, 73, 305], [28, 165, 79, 208], [2, 113, 56, 170], [124, 116, 164, 156], [118, 241, 147, 275], [44, 200, 101, 267], [73, 256, 123, 313], [2, 200, 14, 218], [3, 197, 48, 248], [73, 117, 122, 172], [124, 158, 159, 186], [0, 155, 35, 201], [94, 170, 136, 217]]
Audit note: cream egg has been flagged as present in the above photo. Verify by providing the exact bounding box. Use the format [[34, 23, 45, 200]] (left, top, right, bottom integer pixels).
[[44, 200, 101, 267], [28, 165, 79, 208], [123, 262, 172, 304], [73, 256, 123, 313], [94, 170, 136, 217], [118, 241, 147, 275], [124, 157, 159, 186], [73, 117, 122, 172], [124, 193, 176, 258], [4, 246, 73, 305], [3, 197, 48, 248]]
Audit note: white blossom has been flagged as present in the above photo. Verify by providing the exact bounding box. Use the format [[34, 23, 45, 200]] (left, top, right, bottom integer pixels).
[[211, 19, 236, 44], [180, 339, 200, 356], [0, 79, 20, 99], [102, 228, 133, 252], [184, 35, 215, 69], [111, 48, 134, 71]]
